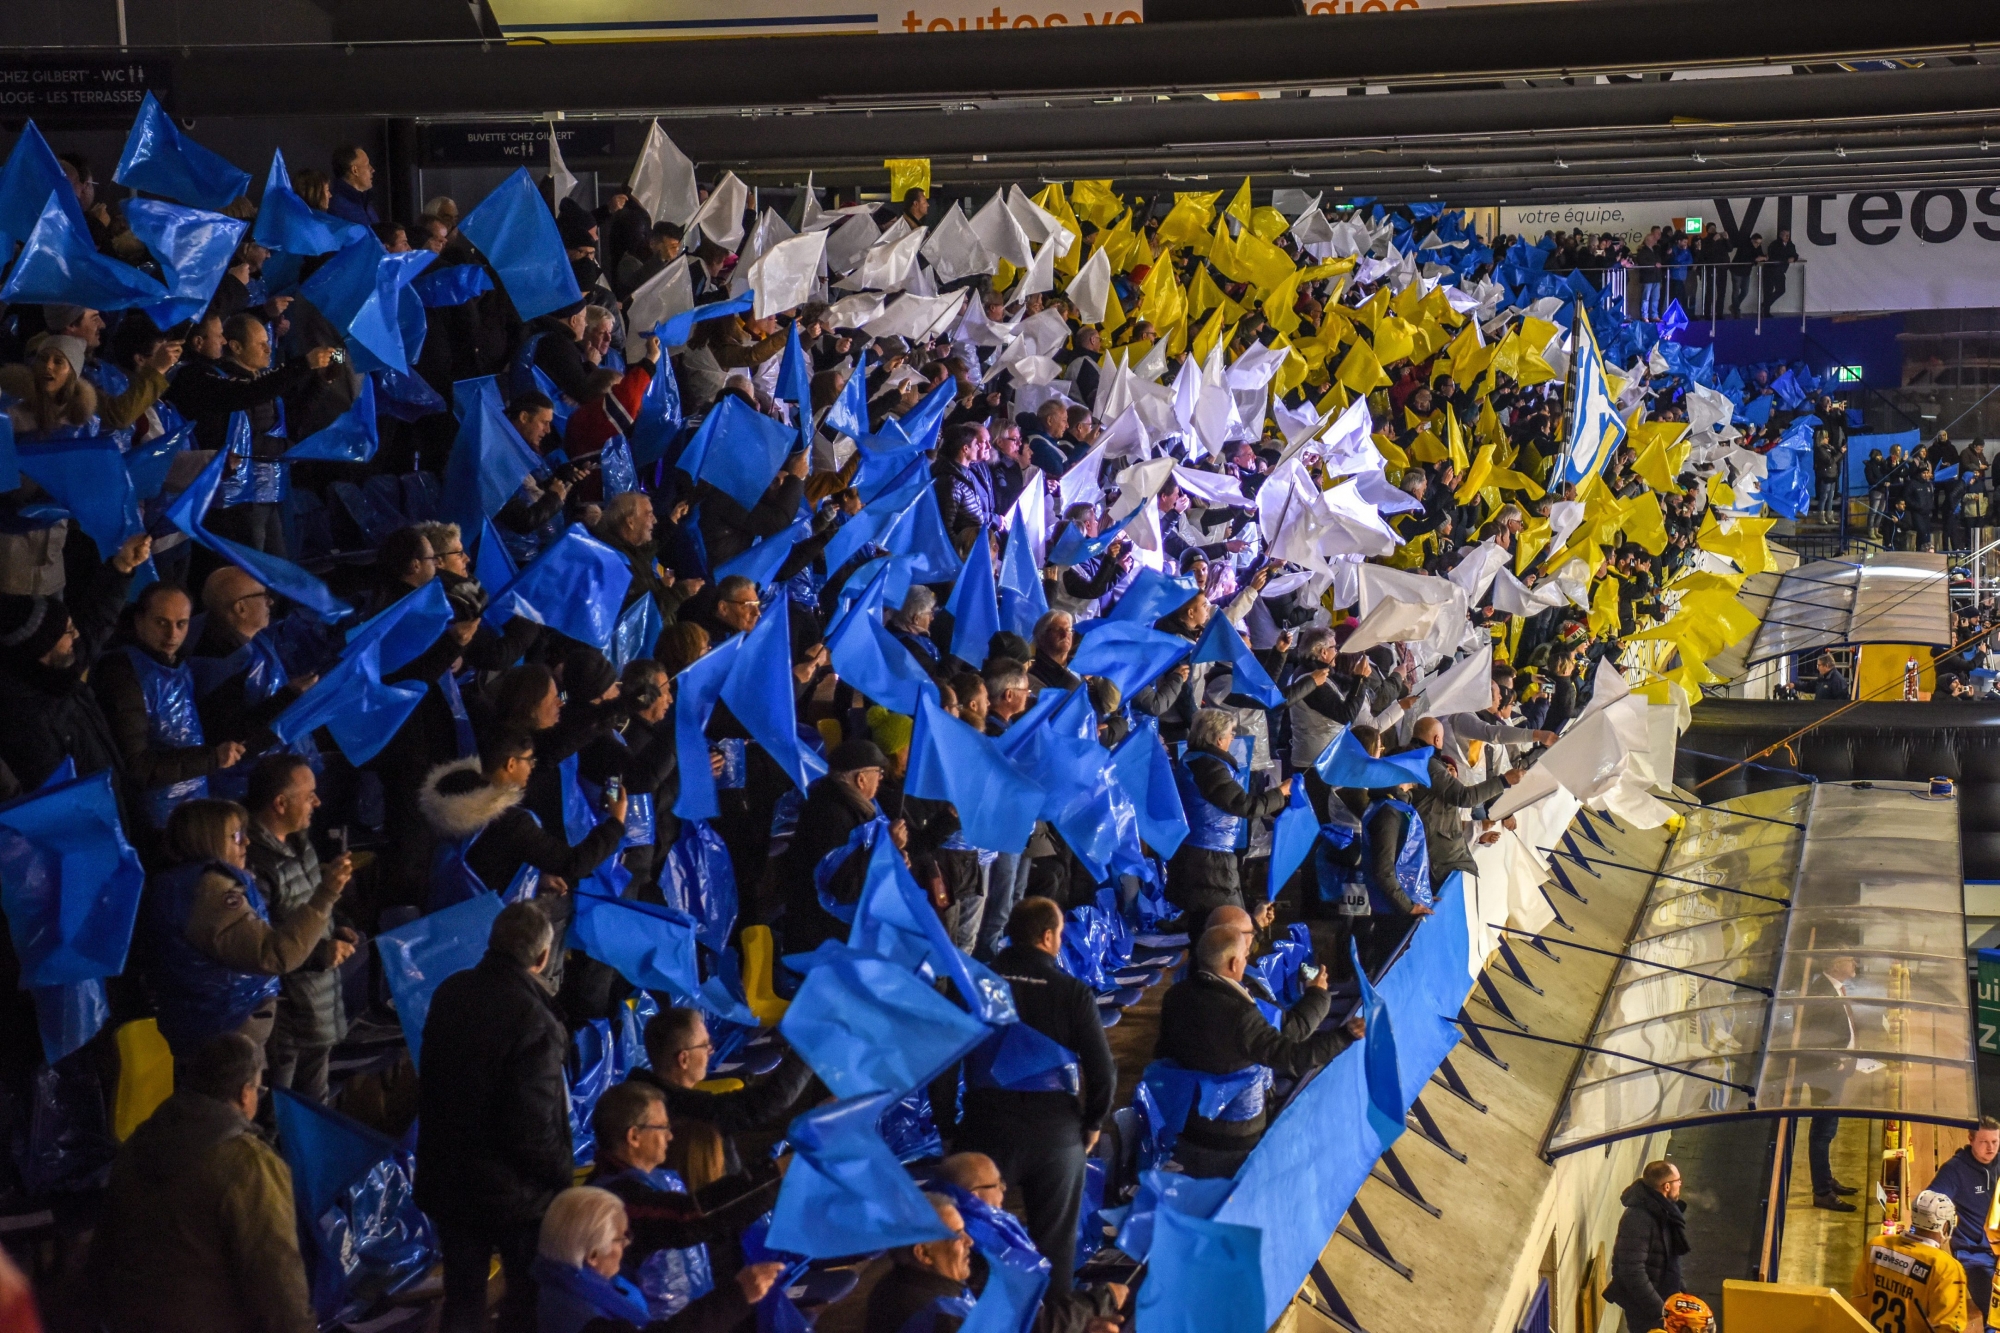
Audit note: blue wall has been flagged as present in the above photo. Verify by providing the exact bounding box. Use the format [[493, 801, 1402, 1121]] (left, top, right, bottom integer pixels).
[[1672, 313, 1905, 390]]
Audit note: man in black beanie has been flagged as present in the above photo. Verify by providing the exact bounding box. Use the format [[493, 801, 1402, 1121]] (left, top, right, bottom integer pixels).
[[0, 531, 150, 792]]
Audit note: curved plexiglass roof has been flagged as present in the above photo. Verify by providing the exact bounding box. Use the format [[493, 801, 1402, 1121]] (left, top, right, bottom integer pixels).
[[1547, 782, 1972, 1156]]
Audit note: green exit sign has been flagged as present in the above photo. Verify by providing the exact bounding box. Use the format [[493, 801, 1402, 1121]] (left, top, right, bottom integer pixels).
[[1980, 949, 2000, 1054], [1684, 216, 1704, 234], [1832, 365, 1864, 384]]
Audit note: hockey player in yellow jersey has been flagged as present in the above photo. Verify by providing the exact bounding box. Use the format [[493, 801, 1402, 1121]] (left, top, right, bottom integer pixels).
[[1852, 1190, 1970, 1333]]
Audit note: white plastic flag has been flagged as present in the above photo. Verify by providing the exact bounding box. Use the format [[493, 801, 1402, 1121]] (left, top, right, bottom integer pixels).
[[628, 120, 700, 228]]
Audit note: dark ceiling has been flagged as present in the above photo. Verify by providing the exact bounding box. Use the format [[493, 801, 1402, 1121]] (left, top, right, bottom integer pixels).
[[46, 0, 2000, 203]]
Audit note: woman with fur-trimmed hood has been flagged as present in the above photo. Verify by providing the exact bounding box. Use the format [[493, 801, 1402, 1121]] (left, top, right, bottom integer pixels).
[[417, 728, 627, 912]]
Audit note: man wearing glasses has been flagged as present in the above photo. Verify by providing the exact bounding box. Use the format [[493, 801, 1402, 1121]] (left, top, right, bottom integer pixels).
[[188, 567, 319, 800], [630, 1008, 815, 1179]]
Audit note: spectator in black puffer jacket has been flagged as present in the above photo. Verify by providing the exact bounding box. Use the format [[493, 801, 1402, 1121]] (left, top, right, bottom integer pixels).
[[1603, 1161, 1691, 1333]]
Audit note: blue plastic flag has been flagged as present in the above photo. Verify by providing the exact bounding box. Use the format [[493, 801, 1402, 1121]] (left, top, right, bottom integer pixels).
[[823, 471, 963, 586], [906, 692, 1044, 855], [1114, 1169, 1235, 1262], [1266, 780, 1317, 897], [16, 438, 142, 557], [458, 168, 581, 321], [825, 566, 940, 717], [1312, 729, 1431, 790], [995, 508, 1048, 639], [374, 367, 447, 423], [1191, 614, 1284, 709], [609, 594, 663, 673], [1133, 1210, 1265, 1333], [715, 512, 812, 591], [299, 237, 435, 375], [343, 580, 453, 677], [766, 1092, 956, 1257], [824, 471, 924, 572], [823, 351, 871, 442], [483, 524, 633, 651], [846, 833, 1017, 1025], [473, 516, 517, 593], [442, 380, 543, 537], [853, 436, 932, 505], [284, 374, 378, 463], [1107, 717, 1188, 860], [0, 769, 146, 994], [274, 1088, 398, 1224], [778, 321, 813, 448], [1739, 393, 1774, 429], [1040, 506, 1136, 568], [113, 92, 250, 211], [995, 686, 1127, 881], [780, 950, 990, 1099], [945, 543, 1001, 666], [0, 415, 19, 495], [1068, 621, 1193, 700], [0, 122, 89, 247], [126, 421, 190, 502], [886, 378, 958, 455], [670, 636, 741, 822], [1658, 298, 1689, 341], [674, 394, 796, 510], [270, 642, 426, 766], [629, 356, 684, 468], [1350, 940, 1405, 1151], [252, 150, 366, 257], [377, 890, 504, 1067], [412, 262, 493, 308], [1938, 463, 1961, 484], [656, 293, 753, 349], [1105, 566, 1201, 626], [952, 1193, 1047, 1333], [0, 190, 168, 309], [1770, 368, 1805, 411], [718, 596, 827, 794], [163, 445, 354, 623], [567, 892, 702, 1005], [122, 197, 247, 328]]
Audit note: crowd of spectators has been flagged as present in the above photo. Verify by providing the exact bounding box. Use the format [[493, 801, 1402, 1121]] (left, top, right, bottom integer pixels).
[[0, 121, 1837, 1333]]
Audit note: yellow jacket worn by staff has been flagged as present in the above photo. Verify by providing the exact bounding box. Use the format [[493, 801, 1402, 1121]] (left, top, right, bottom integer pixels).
[[1851, 1231, 1969, 1333]]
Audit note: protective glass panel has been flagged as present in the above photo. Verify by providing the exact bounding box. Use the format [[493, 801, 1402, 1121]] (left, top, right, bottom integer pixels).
[[1743, 552, 1950, 663], [1746, 561, 1856, 663], [1547, 783, 1974, 1155]]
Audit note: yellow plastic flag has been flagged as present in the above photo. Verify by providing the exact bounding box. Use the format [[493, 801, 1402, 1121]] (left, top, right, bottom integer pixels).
[[1157, 193, 1218, 248], [1138, 257, 1187, 333], [1372, 314, 1417, 367], [1274, 344, 1310, 398], [1250, 206, 1290, 241], [1100, 283, 1127, 337], [884, 158, 932, 201], [1488, 465, 1546, 501], [1096, 211, 1141, 274], [1456, 442, 1496, 501], [1349, 287, 1389, 333], [1191, 306, 1231, 366], [1390, 280, 1422, 322], [1621, 490, 1669, 555], [1316, 382, 1350, 414], [1442, 319, 1483, 370], [1455, 340, 1499, 389], [1514, 343, 1560, 387], [1261, 268, 1308, 337], [1224, 176, 1253, 228], [1189, 264, 1227, 321], [1373, 432, 1410, 472], [1235, 230, 1296, 294], [1337, 338, 1390, 395], [1071, 180, 1124, 228], [1446, 408, 1470, 472], [1410, 430, 1447, 464], [1589, 572, 1623, 637], [1034, 183, 1083, 280], [1696, 512, 1774, 576], [1207, 219, 1243, 283], [1666, 569, 1745, 594], [1514, 517, 1553, 573]]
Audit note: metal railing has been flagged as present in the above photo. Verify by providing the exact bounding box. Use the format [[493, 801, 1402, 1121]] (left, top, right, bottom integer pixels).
[[1594, 260, 1809, 332]]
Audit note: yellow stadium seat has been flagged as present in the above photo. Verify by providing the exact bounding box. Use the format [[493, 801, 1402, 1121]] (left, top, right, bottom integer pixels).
[[112, 1018, 174, 1141], [739, 925, 790, 1027]]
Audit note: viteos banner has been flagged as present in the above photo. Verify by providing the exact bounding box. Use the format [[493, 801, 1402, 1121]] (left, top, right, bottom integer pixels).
[[1503, 190, 2000, 314], [484, 0, 1142, 39]]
